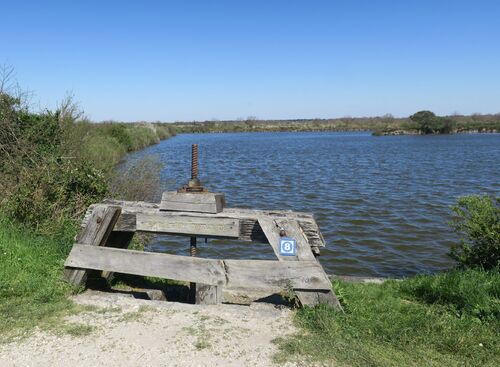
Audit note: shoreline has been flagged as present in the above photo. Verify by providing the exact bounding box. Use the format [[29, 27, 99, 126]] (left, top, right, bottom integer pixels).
[[375, 128, 499, 136]]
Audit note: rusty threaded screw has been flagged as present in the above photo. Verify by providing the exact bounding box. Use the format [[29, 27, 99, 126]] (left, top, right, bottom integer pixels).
[[191, 144, 198, 180]]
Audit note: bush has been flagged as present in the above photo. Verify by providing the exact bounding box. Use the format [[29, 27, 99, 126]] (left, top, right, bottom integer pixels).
[[450, 195, 500, 270], [2, 158, 107, 234], [100, 123, 134, 151], [79, 133, 127, 171], [410, 110, 455, 134], [109, 155, 163, 202], [126, 125, 160, 150]]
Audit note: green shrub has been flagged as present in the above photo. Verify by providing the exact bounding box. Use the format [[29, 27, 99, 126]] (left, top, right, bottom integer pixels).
[[126, 125, 160, 150], [109, 155, 163, 202], [3, 158, 107, 234], [450, 195, 500, 270], [79, 134, 127, 171], [410, 110, 455, 134], [154, 124, 174, 140], [100, 123, 134, 151]]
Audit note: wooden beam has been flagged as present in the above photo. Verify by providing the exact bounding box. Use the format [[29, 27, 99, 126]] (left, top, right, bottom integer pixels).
[[63, 205, 121, 287], [82, 200, 325, 248], [160, 192, 225, 213], [224, 259, 332, 291], [275, 219, 316, 260], [100, 231, 135, 281], [66, 244, 226, 286], [64, 245, 332, 292], [257, 217, 283, 259], [136, 213, 239, 237], [258, 217, 342, 309]]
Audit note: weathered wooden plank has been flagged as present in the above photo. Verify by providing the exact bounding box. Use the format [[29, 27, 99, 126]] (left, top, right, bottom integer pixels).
[[136, 214, 239, 237], [64, 245, 332, 292], [101, 231, 135, 281], [276, 219, 316, 260], [257, 217, 283, 259], [82, 200, 325, 248], [64, 205, 121, 286], [258, 217, 341, 308], [160, 192, 225, 213], [273, 219, 341, 306], [91, 211, 323, 248], [65, 244, 226, 286], [97, 199, 318, 220], [224, 259, 332, 291], [258, 217, 315, 261]]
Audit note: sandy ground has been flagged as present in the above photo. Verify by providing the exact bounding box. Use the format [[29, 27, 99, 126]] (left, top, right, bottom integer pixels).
[[0, 290, 300, 367]]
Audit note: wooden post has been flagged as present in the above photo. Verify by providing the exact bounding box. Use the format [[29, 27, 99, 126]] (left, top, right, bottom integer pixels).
[[195, 283, 222, 305], [189, 236, 220, 305], [258, 217, 342, 309], [64, 205, 121, 287]]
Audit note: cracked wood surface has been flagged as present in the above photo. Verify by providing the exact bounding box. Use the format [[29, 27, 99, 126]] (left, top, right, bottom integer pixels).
[[65, 244, 332, 292]]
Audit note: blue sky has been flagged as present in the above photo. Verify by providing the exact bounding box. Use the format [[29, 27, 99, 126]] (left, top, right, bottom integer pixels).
[[1, 1, 499, 121]]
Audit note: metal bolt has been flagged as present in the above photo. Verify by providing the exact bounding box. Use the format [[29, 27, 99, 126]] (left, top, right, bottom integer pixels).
[[178, 143, 207, 193], [191, 144, 198, 180], [190, 236, 197, 256]]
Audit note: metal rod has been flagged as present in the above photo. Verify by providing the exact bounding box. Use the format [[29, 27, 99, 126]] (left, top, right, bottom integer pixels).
[[191, 144, 198, 180], [189, 235, 197, 303], [190, 236, 197, 256]]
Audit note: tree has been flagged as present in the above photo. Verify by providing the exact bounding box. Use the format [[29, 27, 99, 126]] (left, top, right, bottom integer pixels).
[[410, 110, 454, 134]]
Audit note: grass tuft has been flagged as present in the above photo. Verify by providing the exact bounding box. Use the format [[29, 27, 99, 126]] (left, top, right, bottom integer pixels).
[[0, 217, 78, 342]]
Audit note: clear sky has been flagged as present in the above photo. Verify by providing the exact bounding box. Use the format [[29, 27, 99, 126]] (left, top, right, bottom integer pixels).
[[1, 1, 499, 122]]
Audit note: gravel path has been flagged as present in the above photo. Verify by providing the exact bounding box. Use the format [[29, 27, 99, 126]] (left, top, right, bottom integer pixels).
[[0, 291, 299, 367]]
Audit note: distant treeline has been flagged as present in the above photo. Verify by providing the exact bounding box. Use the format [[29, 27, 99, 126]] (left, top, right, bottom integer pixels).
[[152, 112, 500, 135]]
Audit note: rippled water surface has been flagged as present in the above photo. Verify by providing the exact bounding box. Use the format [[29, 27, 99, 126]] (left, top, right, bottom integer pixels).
[[126, 132, 500, 277]]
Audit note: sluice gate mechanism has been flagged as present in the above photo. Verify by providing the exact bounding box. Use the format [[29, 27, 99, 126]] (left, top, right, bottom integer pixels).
[[64, 145, 341, 308]]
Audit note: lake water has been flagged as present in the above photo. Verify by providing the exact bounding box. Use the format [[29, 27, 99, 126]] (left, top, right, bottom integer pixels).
[[125, 132, 500, 277]]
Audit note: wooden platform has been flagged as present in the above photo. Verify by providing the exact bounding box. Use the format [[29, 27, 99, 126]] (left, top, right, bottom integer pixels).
[[65, 199, 341, 309]]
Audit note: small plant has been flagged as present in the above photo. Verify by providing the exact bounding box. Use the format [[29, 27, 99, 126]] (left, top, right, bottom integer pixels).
[[332, 279, 349, 311], [449, 195, 500, 270], [280, 283, 299, 308]]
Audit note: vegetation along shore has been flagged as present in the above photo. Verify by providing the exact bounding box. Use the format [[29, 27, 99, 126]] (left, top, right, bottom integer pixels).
[[156, 111, 500, 136], [1, 80, 499, 366]]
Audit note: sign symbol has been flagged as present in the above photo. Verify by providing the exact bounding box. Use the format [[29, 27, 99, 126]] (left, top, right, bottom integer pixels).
[[279, 237, 296, 256]]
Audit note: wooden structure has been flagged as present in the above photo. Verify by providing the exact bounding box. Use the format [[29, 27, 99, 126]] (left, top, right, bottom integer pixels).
[[64, 145, 341, 308]]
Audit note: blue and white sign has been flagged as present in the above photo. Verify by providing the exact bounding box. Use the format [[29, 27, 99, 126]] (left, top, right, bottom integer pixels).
[[279, 237, 297, 256]]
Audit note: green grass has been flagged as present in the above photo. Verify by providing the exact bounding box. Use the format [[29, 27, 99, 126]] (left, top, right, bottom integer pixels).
[[275, 270, 500, 367], [0, 217, 77, 342]]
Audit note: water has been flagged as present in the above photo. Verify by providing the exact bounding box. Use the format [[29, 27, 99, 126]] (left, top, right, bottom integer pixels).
[[125, 132, 500, 277]]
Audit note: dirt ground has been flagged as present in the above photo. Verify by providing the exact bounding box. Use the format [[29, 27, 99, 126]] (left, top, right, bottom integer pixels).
[[0, 290, 301, 367]]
